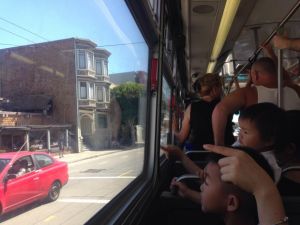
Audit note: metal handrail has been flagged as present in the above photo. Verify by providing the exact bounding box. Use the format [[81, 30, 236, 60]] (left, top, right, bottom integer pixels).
[[226, 0, 300, 94]]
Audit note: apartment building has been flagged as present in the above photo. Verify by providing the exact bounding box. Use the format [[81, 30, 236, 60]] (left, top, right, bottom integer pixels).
[[0, 38, 111, 152]]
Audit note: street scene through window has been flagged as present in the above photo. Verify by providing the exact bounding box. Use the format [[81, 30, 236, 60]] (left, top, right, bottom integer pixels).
[[0, 1, 149, 224]]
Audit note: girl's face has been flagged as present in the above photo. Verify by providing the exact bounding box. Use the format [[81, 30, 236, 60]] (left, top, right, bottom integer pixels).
[[238, 118, 270, 151]]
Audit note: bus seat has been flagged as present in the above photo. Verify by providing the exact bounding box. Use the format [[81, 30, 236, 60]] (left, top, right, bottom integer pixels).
[[282, 166, 300, 174], [283, 196, 300, 225], [185, 150, 210, 167], [173, 150, 209, 177], [170, 174, 201, 195]]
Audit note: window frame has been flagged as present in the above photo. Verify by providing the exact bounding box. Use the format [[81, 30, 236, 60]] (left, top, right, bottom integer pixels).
[[78, 50, 86, 69], [96, 85, 104, 102], [97, 114, 108, 129], [85, 1, 158, 224], [80, 81, 88, 99], [77, 49, 95, 72], [95, 59, 103, 75]]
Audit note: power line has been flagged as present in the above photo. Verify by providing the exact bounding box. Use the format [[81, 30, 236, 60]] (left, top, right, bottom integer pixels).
[[0, 17, 146, 49], [0, 26, 36, 44], [0, 17, 49, 42], [0, 16, 145, 48], [0, 42, 18, 47]]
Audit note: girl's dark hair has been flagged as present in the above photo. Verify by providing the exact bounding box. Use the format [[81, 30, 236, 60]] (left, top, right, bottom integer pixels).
[[239, 103, 287, 151]]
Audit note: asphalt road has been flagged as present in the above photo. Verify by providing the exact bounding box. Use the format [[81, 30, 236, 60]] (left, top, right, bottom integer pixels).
[[0, 148, 144, 225]]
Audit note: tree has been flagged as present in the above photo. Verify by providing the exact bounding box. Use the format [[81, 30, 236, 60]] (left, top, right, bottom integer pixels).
[[111, 82, 144, 146]]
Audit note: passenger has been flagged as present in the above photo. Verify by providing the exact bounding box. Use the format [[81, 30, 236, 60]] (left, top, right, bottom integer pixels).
[[10, 161, 21, 175], [173, 73, 234, 151], [237, 103, 286, 182], [277, 110, 300, 195], [199, 147, 274, 225], [203, 144, 288, 225], [273, 34, 300, 52], [163, 103, 286, 203], [261, 42, 300, 97], [10, 160, 27, 176], [212, 57, 300, 145], [17, 160, 28, 176], [172, 148, 273, 225]]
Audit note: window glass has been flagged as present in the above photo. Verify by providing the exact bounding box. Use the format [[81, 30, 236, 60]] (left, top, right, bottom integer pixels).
[[160, 77, 171, 148], [105, 86, 110, 102], [80, 82, 88, 99], [8, 156, 33, 176], [0, 158, 10, 173], [78, 50, 86, 69], [97, 114, 108, 128], [87, 51, 94, 71], [34, 154, 54, 168], [96, 59, 102, 75], [0, 0, 149, 223], [90, 83, 95, 99], [103, 61, 108, 76], [97, 86, 104, 101]]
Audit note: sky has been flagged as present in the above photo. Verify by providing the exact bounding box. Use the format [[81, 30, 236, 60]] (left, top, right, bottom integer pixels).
[[0, 0, 149, 74]]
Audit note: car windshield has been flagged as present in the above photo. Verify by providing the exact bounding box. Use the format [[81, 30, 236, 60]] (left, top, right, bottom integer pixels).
[[0, 158, 11, 173]]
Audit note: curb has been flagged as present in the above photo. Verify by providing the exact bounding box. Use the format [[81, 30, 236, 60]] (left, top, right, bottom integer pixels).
[[54, 150, 121, 163]]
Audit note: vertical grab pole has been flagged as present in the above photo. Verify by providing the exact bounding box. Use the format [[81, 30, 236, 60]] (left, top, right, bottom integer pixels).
[[277, 49, 283, 108]]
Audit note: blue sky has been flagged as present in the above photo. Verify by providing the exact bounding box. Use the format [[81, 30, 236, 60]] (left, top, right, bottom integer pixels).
[[0, 0, 149, 74]]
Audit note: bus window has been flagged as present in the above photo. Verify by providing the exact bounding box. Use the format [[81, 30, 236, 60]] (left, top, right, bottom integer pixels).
[[0, 0, 149, 224], [160, 77, 171, 149]]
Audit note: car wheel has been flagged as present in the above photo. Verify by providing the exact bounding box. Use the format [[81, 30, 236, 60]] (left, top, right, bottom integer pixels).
[[47, 181, 61, 202]]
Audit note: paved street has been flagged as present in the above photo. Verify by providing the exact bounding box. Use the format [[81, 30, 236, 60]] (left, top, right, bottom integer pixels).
[[1, 147, 144, 225], [52, 149, 122, 163]]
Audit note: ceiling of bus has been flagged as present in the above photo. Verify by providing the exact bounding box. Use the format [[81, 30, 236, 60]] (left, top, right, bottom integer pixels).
[[233, 0, 300, 69], [180, 0, 300, 90]]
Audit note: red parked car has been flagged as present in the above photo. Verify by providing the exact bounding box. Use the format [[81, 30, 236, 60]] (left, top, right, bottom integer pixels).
[[0, 151, 68, 215]]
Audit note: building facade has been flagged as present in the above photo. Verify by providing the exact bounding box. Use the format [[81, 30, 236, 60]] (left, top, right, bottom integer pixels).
[[0, 38, 111, 152]]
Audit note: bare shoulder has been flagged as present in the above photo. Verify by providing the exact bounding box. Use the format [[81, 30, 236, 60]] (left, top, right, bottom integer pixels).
[[224, 86, 250, 101], [219, 86, 256, 110], [244, 86, 257, 106]]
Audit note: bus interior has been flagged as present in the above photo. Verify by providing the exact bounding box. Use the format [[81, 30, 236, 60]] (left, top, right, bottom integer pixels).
[[88, 0, 300, 225], [0, 0, 300, 225]]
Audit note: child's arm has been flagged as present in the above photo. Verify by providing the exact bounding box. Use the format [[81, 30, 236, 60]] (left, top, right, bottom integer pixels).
[[170, 177, 202, 204], [173, 105, 191, 145], [161, 145, 203, 177]]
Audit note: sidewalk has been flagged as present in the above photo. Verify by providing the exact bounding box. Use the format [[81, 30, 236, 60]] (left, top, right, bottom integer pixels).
[[52, 150, 121, 163]]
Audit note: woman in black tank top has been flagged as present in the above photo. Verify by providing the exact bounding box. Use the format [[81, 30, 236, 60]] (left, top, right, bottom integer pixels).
[[174, 73, 234, 151]]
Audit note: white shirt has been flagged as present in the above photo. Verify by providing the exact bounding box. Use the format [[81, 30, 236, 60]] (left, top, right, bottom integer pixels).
[[231, 142, 281, 183], [256, 85, 300, 110], [261, 150, 281, 183]]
